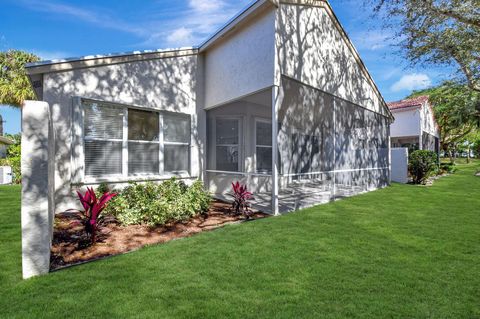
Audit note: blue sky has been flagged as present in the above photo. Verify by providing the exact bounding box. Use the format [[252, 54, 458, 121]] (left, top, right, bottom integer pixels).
[[0, 0, 453, 134]]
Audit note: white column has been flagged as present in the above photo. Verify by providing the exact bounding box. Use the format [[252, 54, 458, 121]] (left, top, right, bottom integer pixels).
[[271, 86, 281, 216], [21, 100, 53, 279]]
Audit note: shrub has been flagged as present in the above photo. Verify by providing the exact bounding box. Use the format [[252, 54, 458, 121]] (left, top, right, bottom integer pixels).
[[76, 187, 117, 243], [408, 150, 438, 184], [440, 162, 457, 174], [0, 133, 21, 184], [229, 181, 254, 218], [105, 179, 211, 226]]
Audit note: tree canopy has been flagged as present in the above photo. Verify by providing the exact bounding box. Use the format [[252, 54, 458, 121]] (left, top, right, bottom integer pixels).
[[0, 50, 40, 108], [408, 82, 480, 154], [368, 0, 480, 92]]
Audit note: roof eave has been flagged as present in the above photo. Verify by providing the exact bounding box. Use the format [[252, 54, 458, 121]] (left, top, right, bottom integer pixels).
[[199, 0, 273, 52]]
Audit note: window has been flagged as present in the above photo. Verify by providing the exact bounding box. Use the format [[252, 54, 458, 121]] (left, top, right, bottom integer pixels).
[[216, 118, 240, 171], [255, 120, 272, 173], [128, 109, 159, 175], [84, 101, 123, 177], [83, 99, 190, 178], [164, 113, 190, 173]]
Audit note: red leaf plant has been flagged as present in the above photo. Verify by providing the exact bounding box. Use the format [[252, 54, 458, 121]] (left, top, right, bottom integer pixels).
[[76, 187, 117, 244], [229, 181, 255, 219]]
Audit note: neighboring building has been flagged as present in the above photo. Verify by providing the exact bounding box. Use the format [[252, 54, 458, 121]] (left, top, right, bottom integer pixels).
[[25, 0, 393, 215], [0, 114, 14, 158], [388, 96, 440, 154]]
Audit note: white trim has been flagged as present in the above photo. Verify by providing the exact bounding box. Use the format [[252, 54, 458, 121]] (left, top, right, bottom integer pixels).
[[199, 0, 271, 51], [205, 170, 271, 177], [122, 107, 129, 177], [280, 167, 390, 177], [272, 86, 280, 215]]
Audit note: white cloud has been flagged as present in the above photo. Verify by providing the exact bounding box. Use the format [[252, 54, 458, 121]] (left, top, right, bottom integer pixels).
[[17, 0, 143, 35], [14, 0, 251, 49], [351, 30, 392, 51], [391, 73, 432, 92], [189, 0, 225, 13], [166, 28, 194, 47]]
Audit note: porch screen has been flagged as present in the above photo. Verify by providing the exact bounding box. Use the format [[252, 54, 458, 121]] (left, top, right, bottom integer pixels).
[[256, 120, 272, 173], [215, 119, 240, 171], [83, 99, 190, 178], [277, 76, 390, 211]]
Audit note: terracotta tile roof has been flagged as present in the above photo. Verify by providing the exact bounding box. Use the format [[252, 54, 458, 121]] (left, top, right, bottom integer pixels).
[[387, 96, 429, 111]]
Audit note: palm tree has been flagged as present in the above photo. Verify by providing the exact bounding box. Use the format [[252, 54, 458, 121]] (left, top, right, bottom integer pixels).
[[0, 50, 40, 108]]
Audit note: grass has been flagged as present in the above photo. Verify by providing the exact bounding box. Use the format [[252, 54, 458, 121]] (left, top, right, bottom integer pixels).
[[0, 162, 479, 318]]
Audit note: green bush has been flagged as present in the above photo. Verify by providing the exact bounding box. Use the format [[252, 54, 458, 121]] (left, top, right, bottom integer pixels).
[[409, 150, 438, 184], [440, 162, 457, 174], [0, 133, 21, 184], [105, 178, 211, 226]]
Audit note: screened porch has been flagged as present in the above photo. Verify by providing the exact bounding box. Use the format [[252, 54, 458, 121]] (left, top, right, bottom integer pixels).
[[206, 77, 390, 214]]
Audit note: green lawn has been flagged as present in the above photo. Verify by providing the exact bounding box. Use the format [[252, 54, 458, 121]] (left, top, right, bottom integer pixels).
[[1, 163, 479, 318]]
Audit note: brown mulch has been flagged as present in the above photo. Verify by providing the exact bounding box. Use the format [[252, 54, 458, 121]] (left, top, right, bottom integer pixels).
[[50, 200, 268, 271]]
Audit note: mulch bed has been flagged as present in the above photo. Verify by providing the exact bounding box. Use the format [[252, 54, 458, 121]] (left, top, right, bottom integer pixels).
[[50, 200, 268, 271]]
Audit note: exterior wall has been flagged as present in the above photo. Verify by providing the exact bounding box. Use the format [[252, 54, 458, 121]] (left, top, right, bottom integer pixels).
[[203, 6, 276, 108], [42, 54, 202, 212], [421, 102, 439, 138], [390, 108, 421, 138], [275, 3, 387, 116]]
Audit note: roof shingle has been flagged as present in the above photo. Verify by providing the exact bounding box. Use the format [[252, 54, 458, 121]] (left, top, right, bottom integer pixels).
[[387, 96, 429, 111]]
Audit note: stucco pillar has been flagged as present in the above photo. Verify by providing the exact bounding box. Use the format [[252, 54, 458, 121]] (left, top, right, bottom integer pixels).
[[21, 100, 54, 279]]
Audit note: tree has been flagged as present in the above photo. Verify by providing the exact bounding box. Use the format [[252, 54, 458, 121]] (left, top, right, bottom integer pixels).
[[367, 0, 480, 92], [0, 50, 40, 107], [0, 133, 21, 183], [409, 82, 480, 162]]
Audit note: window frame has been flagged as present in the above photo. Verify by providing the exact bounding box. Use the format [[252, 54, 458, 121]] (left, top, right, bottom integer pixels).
[[78, 97, 192, 183], [213, 116, 243, 172], [254, 118, 273, 174]]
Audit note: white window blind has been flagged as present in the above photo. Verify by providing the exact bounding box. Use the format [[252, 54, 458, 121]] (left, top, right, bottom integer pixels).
[[216, 118, 240, 172], [82, 99, 191, 179], [255, 120, 272, 173], [84, 102, 123, 177]]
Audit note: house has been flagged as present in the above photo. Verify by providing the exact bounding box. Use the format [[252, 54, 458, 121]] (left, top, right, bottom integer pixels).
[[0, 115, 14, 159], [24, 0, 393, 217], [387, 96, 440, 154]]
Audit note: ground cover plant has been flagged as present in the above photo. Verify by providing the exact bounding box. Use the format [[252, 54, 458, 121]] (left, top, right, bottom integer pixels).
[[105, 178, 211, 226], [1, 161, 479, 318]]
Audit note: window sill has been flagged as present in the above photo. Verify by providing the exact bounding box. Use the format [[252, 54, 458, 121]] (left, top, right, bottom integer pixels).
[[75, 173, 197, 186]]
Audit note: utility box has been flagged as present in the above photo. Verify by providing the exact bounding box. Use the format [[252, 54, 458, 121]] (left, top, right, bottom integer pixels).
[[0, 166, 13, 185]]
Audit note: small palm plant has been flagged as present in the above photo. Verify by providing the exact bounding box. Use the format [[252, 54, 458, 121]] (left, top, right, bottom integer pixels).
[[229, 181, 254, 219], [76, 187, 117, 244]]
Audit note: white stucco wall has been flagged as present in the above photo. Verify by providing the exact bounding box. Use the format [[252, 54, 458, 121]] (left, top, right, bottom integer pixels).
[[42, 54, 203, 212], [275, 3, 387, 116], [390, 108, 421, 138], [421, 102, 439, 137], [203, 6, 276, 108]]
